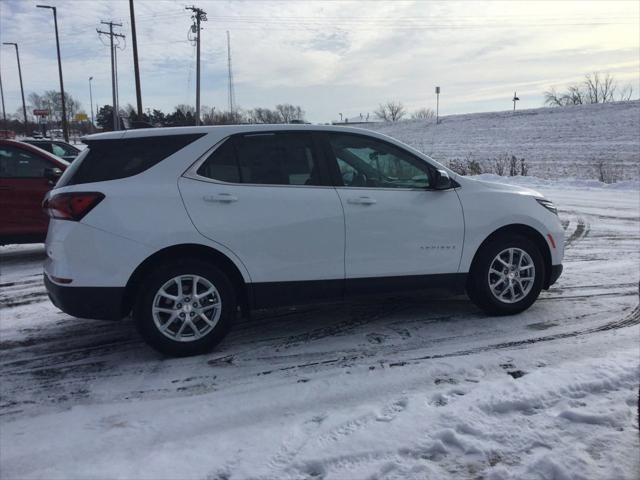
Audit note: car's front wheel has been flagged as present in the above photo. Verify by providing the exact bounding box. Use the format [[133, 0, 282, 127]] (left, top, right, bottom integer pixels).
[[133, 259, 236, 356], [467, 235, 545, 315]]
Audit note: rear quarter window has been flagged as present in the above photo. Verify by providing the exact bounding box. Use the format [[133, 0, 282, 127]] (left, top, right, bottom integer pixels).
[[57, 134, 204, 187]]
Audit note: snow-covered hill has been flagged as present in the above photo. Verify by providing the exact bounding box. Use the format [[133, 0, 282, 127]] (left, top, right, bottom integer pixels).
[[363, 101, 640, 180]]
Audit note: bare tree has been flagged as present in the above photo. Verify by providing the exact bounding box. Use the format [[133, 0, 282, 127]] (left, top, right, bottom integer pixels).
[[494, 154, 509, 176], [564, 84, 584, 105], [375, 101, 406, 122], [249, 107, 282, 124], [583, 72, 616, 104], [175, 104, 196, 115], [543, 88, 564, 107], [410, 107, 435, 120], [275, 104, 305, 123], [544, 71, 626, 107], [618, 85, 634, 101]]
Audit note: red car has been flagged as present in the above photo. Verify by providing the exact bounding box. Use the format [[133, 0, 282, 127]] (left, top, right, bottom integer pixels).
[[0, 139, 69, 244]]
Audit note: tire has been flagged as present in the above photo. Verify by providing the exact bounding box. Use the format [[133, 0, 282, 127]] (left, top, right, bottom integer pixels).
[[133, 259, 237, 356], [467, 234, 545, 315]]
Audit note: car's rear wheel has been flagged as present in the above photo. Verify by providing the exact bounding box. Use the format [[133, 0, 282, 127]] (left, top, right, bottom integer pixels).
[[467, 235, 545, 315], [133, 259, 236, 356]]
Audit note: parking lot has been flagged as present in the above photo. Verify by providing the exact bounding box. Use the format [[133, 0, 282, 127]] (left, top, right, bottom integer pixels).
[[1, 184, 638, 479]]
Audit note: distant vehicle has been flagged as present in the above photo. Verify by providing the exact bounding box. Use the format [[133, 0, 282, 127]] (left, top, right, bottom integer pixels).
[[43, 126, 564, 356], [32, 130, 44, 139], [0, 130, 16, 140], [23, 139, 81, 162], [0, 139, 68, 244]]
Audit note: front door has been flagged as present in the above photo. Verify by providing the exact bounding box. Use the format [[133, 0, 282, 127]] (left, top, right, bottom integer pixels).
[[321, 132, 464, 293], [179, 132, 345, 307]]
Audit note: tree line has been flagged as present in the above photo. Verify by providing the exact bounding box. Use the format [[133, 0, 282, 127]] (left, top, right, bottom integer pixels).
[[544, 71, 634, 107], [96, 103, 307, 130]]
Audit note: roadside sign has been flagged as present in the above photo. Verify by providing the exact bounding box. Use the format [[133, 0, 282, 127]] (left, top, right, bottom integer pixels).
[[75, 113, 88, 121], [33, 109, 50, 116]]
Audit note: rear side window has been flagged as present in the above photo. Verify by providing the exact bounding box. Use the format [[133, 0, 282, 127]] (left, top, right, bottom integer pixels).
[[0, 145, 54, 178], [197, 140, 241, 183], [58, 134, 204, 186], [197, 133, 322, 186]]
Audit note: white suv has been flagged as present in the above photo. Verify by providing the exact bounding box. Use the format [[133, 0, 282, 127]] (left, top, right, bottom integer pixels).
[[43, 125, 564, 356]]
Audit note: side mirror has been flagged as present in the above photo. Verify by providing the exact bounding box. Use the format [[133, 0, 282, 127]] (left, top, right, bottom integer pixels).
[[44, 167, 63, 184], [434, 169, 453, 190]]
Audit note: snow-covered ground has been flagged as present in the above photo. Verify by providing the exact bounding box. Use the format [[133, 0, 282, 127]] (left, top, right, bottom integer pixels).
[[1, 179, 639, 480], [364, 101, 640, 181]]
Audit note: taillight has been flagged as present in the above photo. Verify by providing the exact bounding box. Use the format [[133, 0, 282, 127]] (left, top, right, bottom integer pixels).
[[43, 192, 104, 221]]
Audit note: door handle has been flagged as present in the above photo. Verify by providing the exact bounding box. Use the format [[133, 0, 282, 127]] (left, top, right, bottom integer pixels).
[[203, 193, 238, 203], [347, 196, 376, 205], [0, 186, 13, 191]]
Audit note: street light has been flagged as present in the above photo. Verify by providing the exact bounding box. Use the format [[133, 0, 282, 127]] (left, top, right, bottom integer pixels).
[[37, 5, 69, 142], [2, 42, 28, 135], [89, 76, 95, 132]]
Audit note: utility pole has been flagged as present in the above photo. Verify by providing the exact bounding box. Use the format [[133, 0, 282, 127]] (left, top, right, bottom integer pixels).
[[435, 86, 440, 125], [0, 70, 6, 126], [186, 6, 207, 126], [89, 76, 95, 132], [37, 5, 69, 142], [97, 21, 125, 131], [129, 0, 143, 120], [2, 43, 28, 135]]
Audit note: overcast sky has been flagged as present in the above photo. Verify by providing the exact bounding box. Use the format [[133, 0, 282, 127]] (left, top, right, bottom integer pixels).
[[1, 0, 638, 123]]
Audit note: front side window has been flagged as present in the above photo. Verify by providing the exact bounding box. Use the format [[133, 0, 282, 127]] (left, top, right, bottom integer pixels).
[[197, 133, 322, 186], [328, 133, 432, 189], [51, 143, 67, 157], [53, 142, 79, 156], [0, 146, 52, 178]]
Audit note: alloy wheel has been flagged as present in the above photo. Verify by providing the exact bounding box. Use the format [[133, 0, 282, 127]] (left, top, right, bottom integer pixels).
[[151, 274, 222, 342], [487, 248, 536, 304]]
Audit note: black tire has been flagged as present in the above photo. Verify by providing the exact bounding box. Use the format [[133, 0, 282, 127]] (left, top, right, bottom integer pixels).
[[133, 258, 236, 356], [467, 234, 545, 315]]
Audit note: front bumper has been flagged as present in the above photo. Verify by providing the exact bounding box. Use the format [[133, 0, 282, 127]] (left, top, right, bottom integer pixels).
[[44, 274, 126, 320], [548, 264, 563, 288]]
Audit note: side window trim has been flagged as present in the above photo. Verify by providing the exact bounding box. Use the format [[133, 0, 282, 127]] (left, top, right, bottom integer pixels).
[[322, 132, 436, 190]]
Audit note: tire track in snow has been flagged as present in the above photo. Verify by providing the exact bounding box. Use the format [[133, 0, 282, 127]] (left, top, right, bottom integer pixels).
[[265, 397, 409, 478], [562, 213, 590, 248]]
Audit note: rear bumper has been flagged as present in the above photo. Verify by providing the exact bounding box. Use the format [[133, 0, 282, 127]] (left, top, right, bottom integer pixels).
[[548, 264, 563, 288], [44, 274, 126, 320]]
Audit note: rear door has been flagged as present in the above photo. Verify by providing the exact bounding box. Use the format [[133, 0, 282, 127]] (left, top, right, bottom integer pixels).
[[179, 131, 346, 307], [321, 132, 464, 293], [0, 144, 59, 237]]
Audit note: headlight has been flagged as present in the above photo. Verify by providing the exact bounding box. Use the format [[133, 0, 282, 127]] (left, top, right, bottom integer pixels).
[[536, 198, 557, 215]]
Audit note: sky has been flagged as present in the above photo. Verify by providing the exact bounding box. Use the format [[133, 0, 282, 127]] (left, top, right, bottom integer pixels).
[[0, 0, 639, 123]]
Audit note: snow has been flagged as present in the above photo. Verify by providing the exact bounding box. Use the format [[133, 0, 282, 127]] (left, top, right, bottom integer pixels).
[[1, 178, 639, 479], [363, 101, 640, 181]]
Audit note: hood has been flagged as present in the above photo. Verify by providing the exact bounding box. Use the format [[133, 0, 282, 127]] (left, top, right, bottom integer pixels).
[[456, 175, 544, 198]]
